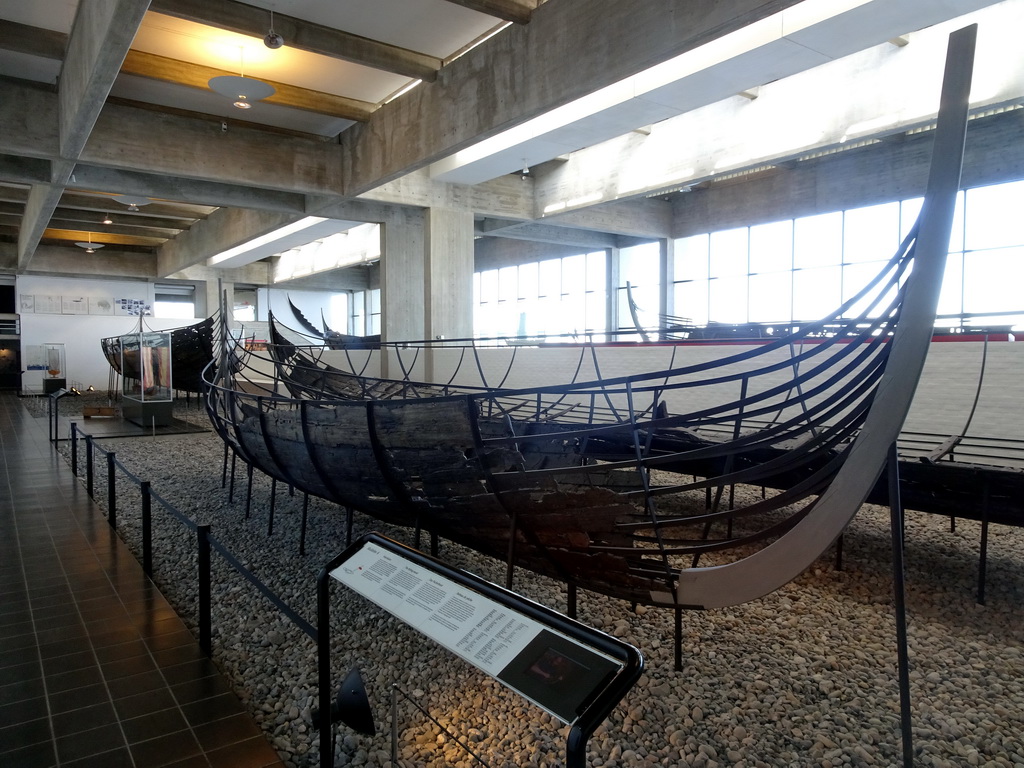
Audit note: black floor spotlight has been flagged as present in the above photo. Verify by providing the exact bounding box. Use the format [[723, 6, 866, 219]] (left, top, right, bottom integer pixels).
[[312, 667, 375, 736]]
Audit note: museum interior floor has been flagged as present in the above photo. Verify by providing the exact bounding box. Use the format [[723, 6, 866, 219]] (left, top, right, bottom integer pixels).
[[0, 392, 284, 768]]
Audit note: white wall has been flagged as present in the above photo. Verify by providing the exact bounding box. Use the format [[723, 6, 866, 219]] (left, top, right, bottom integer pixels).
[[259, 287, 346, 334], [16, 275, 197, 391]]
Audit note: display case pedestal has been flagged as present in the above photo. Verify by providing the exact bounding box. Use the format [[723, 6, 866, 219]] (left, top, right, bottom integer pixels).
[[123, 397, 173, 427], [43, 378, 66, 395]]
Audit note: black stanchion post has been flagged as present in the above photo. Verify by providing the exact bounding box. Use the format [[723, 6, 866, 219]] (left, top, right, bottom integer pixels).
[[317, 569, 333, 768], [887, 444, 913, 768], [268, 477, 277, 536], [300, 493, 309, 557], [70, 422, 78, 477], [107, 452, 117, 529], [245, 463, 254, 518], [141, 481, 153, 576], [197, 524, 212, 656], [85, 435, 94, 498]]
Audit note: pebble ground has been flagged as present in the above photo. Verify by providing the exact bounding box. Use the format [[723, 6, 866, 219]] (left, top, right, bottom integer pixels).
[[49, 397, 1024, 768]]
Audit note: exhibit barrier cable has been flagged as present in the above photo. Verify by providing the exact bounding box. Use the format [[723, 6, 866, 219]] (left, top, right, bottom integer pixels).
[[60, 412, 633, 767]]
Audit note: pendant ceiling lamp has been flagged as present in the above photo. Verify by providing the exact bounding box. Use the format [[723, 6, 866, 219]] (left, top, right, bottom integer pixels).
[[112, 194, 151, 212], [74, 233, 104, 254], [209, 47, 275, 109]]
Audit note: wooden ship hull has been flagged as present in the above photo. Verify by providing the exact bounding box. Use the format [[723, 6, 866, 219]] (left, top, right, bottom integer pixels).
[[203, 27, 975, 611], [102, 316, 215, 394]]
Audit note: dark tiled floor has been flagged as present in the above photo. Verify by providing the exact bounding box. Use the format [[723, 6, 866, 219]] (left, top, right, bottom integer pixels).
[[0, 393, 283, 768]]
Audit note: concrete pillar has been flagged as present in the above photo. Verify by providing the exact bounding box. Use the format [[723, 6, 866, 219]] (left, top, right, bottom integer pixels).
[[379, 207, 426, 346], [424, 208, 474, 343], [204, 278, 233, 319]]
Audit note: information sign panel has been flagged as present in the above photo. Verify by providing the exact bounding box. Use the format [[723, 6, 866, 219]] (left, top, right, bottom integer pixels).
[[331, 540, 625, 725]]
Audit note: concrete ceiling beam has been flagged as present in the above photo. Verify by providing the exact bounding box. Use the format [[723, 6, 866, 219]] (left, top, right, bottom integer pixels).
[[156, 206, 303, 278], [474, 220, 620, 249], [17, 0, 150, 271], [354, 169, 533, 221], [69, 164, 309, 215], [440, 0, 538, 25], [8, 243, 158, 280], [539, 197, 673, 240], [340, 0, 803, 195]]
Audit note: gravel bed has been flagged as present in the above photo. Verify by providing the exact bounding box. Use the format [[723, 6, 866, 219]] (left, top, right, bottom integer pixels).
[[48, 396, 1024, 768]]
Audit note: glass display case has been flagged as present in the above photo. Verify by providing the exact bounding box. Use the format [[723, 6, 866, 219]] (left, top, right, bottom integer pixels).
[[120, 331, 173, 426], [42, 343, 66, 394]]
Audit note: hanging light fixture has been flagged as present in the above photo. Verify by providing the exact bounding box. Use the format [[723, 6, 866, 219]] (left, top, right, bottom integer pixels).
[[112, 194, 151, 212], [264, 10, 284, 49], [209, 47, 275, 109], [74, 233, 104, 254], [102, 214, 113, 225]]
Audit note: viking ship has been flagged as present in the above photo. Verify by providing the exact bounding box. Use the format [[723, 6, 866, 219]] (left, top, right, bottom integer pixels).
[[287, 297, 381, 350], [102, 315, 216, 395], [203, 26, 975, 612]]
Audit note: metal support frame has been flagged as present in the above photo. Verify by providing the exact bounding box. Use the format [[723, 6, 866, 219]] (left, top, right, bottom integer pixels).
[[229, 451, 237, 502], [85, 435, 94, 498], [70, 422, 78, 476], [300, 493, 310, 556], [268, 477, 277, 535], [887, 444, 913, 768], [197, 524, 212, 656], [141, 481, 153, 576], [107, 452, 117, 528], [245, 462, 254, 518], [977, 482, 991, 605]]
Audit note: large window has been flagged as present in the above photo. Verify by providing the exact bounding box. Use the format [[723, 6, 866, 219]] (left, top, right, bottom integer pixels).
[[474, 251, 607, 339], [471, 179, 1024, 339], [616, 242, 661, 335], [351, 289, 381, 336], [672, 179, 1024, 331], [154, 284, 195, 320]]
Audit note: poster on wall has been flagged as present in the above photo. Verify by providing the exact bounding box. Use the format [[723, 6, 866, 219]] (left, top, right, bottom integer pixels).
[[114, 298, 152, 316], [19, 295, 34, 313], [89, 297, 114, 315], [34, 295, 62, 314], [62, 296, 88, 315]]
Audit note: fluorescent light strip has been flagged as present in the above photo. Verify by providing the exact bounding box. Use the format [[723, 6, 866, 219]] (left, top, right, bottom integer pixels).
[[433, 0, 874, 177], [207, 216, 327, 266]]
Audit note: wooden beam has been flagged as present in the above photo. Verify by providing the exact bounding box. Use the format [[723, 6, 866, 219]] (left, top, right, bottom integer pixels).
[[44, 227, 167, 248], [149, 0, 441, 82], [0, 20, 375, 122], [122, 50, 374, 122], [439, 0, 538, 25], [47, 217, 184, 240]]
